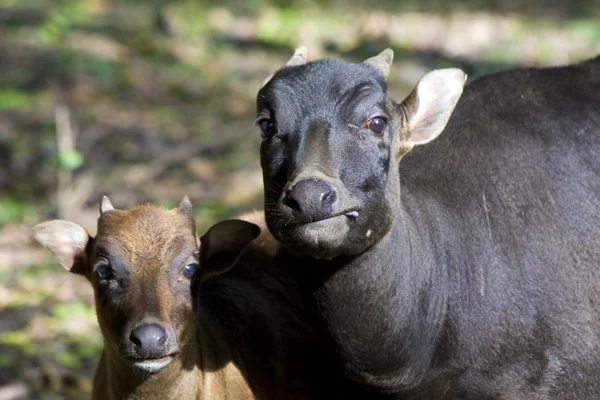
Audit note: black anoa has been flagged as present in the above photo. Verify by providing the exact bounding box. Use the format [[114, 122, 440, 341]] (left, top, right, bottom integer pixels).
[[257, 47, 600, 399]]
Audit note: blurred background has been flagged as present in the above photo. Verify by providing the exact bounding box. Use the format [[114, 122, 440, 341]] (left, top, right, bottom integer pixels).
[[0, 0, 598, 398]]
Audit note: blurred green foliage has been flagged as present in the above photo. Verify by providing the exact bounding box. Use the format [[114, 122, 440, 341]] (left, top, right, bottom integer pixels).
[[0, 89, 33, 110], [256, 9, 302, 45], [0, 198, 37, 227], [38, 3, 84, 44], [568, 19, 600, 40], [57, 149, 84, 170]]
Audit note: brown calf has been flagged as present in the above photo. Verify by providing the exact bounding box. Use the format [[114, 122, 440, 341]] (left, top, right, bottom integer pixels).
[[34, 197, 322, 399]]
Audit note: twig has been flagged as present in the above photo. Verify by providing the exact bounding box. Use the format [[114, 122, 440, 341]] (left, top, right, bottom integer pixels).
[[54, 104, 74, 220]]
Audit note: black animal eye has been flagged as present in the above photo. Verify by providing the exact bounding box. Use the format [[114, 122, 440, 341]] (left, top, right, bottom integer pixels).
[[96, 263, 113, 280], [258, 119, 275, 137], [184, 263, 198, 279], [366, 117, 386, 134]]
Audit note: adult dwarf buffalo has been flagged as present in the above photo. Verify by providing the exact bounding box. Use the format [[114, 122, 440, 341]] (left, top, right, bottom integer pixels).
[[256, 47, 600, 399]]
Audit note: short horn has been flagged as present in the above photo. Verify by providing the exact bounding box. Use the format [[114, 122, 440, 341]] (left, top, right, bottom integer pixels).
[[179, 195, 192, 212], [364, 48, 394, 79], [261, 73, 274, 88], [100, 195, 114, 215], [261, 46, 308, 88], [286, 46, 307, 67]]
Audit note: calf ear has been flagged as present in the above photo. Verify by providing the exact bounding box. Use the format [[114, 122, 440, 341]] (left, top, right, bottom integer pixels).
[[199, 220, 261, 279], [400, 69, 466, 150], [33, 220, 91, 277]]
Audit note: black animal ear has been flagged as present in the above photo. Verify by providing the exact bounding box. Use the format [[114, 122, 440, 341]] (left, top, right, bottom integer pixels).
[[399, 69, 466, 153], [199, 220, 261, 280], [33, 220, 92, 278]]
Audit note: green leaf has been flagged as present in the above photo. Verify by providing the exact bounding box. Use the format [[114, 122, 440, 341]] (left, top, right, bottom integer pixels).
[[0, 331, 34, 354], [568, 19, 600, 41], [0, 198, 32, 227], [56, 351, 80, 368], [0, 90, 32, 110], [51, 302, 96, 322], [58, 150, 84, 170]]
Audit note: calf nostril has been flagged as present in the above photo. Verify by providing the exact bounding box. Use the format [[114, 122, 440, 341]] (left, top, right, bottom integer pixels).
[[130, 323, 167, 357], [130, 334, 142, 348]]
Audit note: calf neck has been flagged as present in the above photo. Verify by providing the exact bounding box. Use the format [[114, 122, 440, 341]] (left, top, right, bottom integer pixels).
[[257, 48, 600, 398], [34, 198, 323, 399]]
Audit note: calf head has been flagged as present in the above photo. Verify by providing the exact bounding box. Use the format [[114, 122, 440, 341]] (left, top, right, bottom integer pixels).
[[35, 197, 200, 374], [257, 47, 465, 259], [34, 197, 262, 376]]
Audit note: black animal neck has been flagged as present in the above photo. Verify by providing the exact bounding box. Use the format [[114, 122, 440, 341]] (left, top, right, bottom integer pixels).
[[305, 192, 449, 391], [198, 258, 312, 399]]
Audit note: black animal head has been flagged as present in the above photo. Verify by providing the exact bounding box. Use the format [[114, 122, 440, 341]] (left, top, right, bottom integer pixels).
[[257, 48, 465, 259]]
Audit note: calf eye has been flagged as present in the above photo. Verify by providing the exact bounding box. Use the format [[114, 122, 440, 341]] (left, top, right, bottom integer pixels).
[[257, 118, 275, 138], [366, 117, 386, 134], [184, 263, 198, 279], [96, 263, 113, 280]]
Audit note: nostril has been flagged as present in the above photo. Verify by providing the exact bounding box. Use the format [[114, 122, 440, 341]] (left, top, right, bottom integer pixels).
[[322, 189, 336, 206], [130, 333, 142, 348], [285, 178, 336, 215], [130, 323, 167, 357], [283, 192, 300, 210]]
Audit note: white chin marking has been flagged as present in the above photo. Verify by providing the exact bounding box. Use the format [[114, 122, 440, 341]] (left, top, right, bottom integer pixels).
[[132, 356, 173, 374], [291, 215, 351, 258]]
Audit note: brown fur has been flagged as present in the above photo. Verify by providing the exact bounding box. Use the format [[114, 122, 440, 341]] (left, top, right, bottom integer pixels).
[[34, 203, 323, 399]]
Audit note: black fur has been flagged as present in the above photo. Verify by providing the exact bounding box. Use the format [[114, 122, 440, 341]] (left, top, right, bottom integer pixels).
[[197, 223, 371, 399], [257, 55, 600, 398]]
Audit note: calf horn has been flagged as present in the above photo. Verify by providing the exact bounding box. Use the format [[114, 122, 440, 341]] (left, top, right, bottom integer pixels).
[[100, 195, 115, 215], [179, 195, 193, 213]]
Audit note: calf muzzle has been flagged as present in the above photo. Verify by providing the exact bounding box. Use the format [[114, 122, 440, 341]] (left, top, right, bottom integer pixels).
[[130, 323, 168, 359]]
